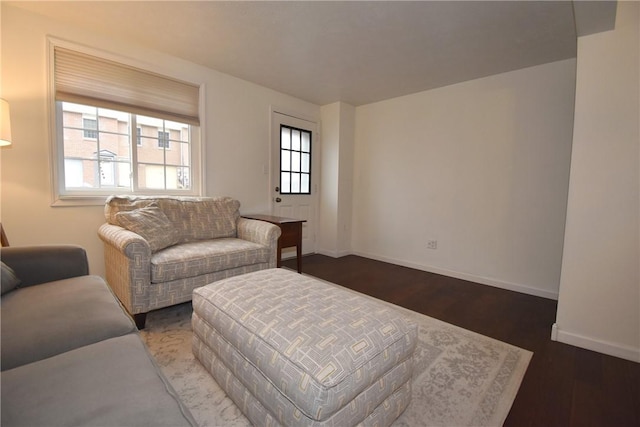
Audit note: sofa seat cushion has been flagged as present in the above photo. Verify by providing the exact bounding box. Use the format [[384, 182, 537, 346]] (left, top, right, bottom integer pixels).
[[1, 334, 196, 427], [150, 238, 271, 283], [1, 276, 137, 371]]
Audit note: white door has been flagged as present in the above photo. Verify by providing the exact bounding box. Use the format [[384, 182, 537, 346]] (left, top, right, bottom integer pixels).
[[271, 111, 319, 256]]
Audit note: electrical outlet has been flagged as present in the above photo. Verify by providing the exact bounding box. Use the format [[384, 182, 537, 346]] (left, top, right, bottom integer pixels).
[[427, 240, 438, 250]]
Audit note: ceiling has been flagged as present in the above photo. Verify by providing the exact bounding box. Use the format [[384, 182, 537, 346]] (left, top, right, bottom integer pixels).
[[7, 1, 617, 106]]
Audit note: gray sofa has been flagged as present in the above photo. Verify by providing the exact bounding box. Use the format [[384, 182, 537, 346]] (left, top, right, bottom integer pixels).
[[0, 245, 196, 427], [98, 196, 281, 329]]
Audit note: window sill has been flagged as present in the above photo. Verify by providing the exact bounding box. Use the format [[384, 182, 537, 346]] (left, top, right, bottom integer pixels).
[[51, 191, 204, 207], [51, 196, 110, 207]]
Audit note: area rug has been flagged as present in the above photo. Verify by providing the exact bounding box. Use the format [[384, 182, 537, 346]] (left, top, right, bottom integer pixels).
[[140, 283, 532, 427]]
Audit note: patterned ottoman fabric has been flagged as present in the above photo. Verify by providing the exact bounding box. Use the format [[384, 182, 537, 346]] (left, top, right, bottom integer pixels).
[[192, 331, 413, 427], [192, 268, 417, 426]]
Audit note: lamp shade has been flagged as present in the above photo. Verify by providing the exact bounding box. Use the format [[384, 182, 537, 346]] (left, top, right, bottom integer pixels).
[[0, 98, 12, 146]]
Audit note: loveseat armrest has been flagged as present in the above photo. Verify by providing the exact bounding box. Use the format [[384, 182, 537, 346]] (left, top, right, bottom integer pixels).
[[98, 223, 152, 257], [98, 223, 152, 317], [1, 245, 89, 287], [237, 217, 281, 247], [237, 218, 281, 268]]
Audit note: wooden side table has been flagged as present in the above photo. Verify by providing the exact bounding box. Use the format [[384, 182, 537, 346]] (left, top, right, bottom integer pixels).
[[242, 214, 306, 273]]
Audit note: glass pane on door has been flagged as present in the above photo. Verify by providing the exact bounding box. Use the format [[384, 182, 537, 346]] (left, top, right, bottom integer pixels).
[[279, 124, 312, 194]]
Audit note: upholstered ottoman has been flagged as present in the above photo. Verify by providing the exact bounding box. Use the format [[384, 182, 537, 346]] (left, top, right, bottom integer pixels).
[[192, 268, 417, 427]]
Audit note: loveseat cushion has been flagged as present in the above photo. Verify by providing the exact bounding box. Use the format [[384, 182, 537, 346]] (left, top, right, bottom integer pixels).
[[1, 275, 137, 371], [104, 195, 241, 244], [1, 334, 196, 427], [104, 196, 156, 224], [156, 197, 240, 242], [150, 238, 271, 283], [116, 203, 181, 252]]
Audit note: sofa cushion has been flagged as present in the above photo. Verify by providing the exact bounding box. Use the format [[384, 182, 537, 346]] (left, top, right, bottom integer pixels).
[[104, 195, 241, 244], [104, 195, 156, 224], [0, 334, 196, 427], [1, 275, 137, 371], [116, 204, 181, 252], [150, 238, 271, 283], [1, 261, 20, 295], [157, 197, 240, 243]]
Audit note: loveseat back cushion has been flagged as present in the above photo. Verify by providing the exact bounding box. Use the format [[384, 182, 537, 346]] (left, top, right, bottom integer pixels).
[[104, 196, 157, 225], [116, 203, 181, 252], [158, 197, 240, 242], [1, 275, 137, 371], [105, 195, 240, 244]]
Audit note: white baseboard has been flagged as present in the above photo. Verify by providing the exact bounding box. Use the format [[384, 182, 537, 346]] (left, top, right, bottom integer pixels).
[[316, 248, 351, 258], [552, 323, 640, 363], [350, 250, 559, 300]]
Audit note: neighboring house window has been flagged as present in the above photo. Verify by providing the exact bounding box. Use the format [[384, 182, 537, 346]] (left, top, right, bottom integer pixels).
[[158, 130, 170, 149], [50, 40, 201, 204], [279, 125, 312, 194], [83, 117, 97, 139]]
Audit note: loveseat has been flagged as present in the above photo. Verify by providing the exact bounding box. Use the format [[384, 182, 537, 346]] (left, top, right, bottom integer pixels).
[[98, 196, 281, 329], [0, 245, 196, 426]]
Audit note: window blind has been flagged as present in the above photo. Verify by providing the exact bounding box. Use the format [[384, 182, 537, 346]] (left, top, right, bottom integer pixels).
[[54, 47, 200, 126]]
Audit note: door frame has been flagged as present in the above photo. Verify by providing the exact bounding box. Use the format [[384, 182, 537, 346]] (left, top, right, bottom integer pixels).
[[269, 105, 320, 255]]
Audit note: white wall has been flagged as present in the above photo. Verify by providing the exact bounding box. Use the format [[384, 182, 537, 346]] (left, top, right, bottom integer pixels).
[[352, 59, 576, 299], [554, 1, 640, 363], [336, 104, 355, 256], [0, 4, 319, 276], [318, 102, 355, 257], [318, 103, 341, 254]]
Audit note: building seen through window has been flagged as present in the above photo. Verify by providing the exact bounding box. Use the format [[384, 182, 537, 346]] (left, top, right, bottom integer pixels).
[[61, 102, 191, 192]]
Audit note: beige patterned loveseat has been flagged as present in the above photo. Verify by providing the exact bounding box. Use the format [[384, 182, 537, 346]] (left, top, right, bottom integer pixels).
[[98, 196, 281, 329]]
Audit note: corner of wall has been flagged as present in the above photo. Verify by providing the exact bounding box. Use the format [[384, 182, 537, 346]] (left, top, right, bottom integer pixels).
[[552, 324, 640, 363]]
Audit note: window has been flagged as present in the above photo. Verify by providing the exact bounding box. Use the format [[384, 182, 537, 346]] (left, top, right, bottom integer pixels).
[[59, 102, 192, 192], [82, 117, 97, 139], [157, 130, 170, 149], [50, 40, 201, 204], [279, 125, 311, 194]]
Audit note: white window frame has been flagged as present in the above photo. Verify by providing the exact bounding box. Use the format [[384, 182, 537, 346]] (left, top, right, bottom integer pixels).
[[47, 38, 205, 206]]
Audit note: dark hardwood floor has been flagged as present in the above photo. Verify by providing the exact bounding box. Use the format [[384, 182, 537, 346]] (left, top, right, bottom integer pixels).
[[282, 254, 640, 427]]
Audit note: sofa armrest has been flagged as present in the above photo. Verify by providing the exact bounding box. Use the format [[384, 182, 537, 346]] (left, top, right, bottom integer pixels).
[[237, 218, 281, 269], [98, 224, 152, 315], [0, 245, 89, 287], [97, 223, 151, 257], [237, 217, 281, 247]]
